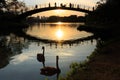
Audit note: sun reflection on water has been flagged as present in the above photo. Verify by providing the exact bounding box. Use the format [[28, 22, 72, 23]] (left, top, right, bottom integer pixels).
[[55, 28, 64, 40]]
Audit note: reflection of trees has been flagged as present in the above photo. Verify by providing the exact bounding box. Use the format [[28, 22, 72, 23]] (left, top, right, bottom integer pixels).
[[7, 34, 29, 54], [0, 37, 12, 69], [0, 34, 30, 69]]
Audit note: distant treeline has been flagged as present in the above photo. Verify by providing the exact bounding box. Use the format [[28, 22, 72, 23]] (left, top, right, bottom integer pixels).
[[27, 15, 85, 23]]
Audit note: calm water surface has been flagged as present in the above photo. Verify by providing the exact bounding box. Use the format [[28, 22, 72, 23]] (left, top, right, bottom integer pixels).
[[0, 22, 96, 80], [26, 22, 92, 41]]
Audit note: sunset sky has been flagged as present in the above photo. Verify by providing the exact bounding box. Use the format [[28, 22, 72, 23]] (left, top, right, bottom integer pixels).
[[19, 0, 100, 17]]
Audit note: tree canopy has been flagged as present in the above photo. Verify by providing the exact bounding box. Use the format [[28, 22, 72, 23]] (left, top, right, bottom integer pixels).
[[86, 0, 120, 27]]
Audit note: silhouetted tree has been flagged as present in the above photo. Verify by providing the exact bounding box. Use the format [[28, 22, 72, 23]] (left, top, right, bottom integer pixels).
[[0, 35, 29, 69], [0, 0, 6, 7], [0, 0, 26, 13], [86, 0, 120, 28], [6, 0, 26, 13]]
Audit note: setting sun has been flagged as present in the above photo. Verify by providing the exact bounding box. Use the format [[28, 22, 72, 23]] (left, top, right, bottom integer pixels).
[[56, 29, 64, 39]]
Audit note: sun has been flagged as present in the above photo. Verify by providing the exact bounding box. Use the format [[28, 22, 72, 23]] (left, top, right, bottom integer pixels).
[[56, 29, 63, 40]]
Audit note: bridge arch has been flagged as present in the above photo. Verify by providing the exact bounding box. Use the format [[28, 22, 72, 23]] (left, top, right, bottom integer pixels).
[[17, 4, 92, 20]]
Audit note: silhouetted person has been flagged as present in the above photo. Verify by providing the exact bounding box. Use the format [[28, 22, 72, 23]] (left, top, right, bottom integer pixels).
[[49, 3, 50, 7], [69, 3, 72, 8], [77, 5, 79, 8], [55, 2, 57, 7], [93, 7, 94, 11], [60, 3, 63, 7], [35, 5, 38, 9]]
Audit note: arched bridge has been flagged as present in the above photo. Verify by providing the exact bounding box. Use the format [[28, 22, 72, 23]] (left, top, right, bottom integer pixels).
[[17, 3, 93, 19]]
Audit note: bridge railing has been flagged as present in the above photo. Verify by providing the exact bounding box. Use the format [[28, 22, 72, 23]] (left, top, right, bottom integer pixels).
[[20, 3, 93, 14]]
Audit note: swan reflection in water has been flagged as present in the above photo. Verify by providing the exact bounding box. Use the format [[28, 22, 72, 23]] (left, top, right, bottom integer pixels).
[[37, 46, 61, 80]]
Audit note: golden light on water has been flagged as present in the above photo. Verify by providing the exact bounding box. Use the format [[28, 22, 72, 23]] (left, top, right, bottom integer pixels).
[[26, 22, 93, 41], [55, 29, 64, 40]]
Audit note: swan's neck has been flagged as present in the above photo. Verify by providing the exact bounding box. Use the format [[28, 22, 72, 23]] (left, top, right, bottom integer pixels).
[[43, 49, 44, 55], [56, 56, 59, 69]]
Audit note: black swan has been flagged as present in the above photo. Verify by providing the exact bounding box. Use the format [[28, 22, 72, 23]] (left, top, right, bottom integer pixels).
[[37, 46, 45, 62], [40, 56, 61, 76]]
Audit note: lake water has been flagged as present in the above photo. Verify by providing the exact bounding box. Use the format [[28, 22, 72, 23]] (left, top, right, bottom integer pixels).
[[0, 22, 96, 80]]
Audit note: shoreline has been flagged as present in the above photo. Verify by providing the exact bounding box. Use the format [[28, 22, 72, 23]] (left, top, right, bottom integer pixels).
[[59, 24, 120, 80], [60, 36, 120, 80]]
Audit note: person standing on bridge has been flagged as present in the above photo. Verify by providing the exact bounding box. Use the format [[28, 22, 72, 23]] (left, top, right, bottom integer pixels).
[[35, 5, 38, 9], [77, 4, 79, 8], [49, 3, 50, 7], [55, 2, 57, 7], [69, 3, 72, 8], [93, 7, 94, 11], [60, 3, 63, 7]]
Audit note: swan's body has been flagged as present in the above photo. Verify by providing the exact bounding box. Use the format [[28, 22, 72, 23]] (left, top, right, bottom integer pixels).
[[37, 46, 45, 62], [40, 56, 61, 76]]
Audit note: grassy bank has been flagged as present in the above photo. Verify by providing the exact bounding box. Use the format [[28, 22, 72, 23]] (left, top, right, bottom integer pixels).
[[59, 36, 120, 80]]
